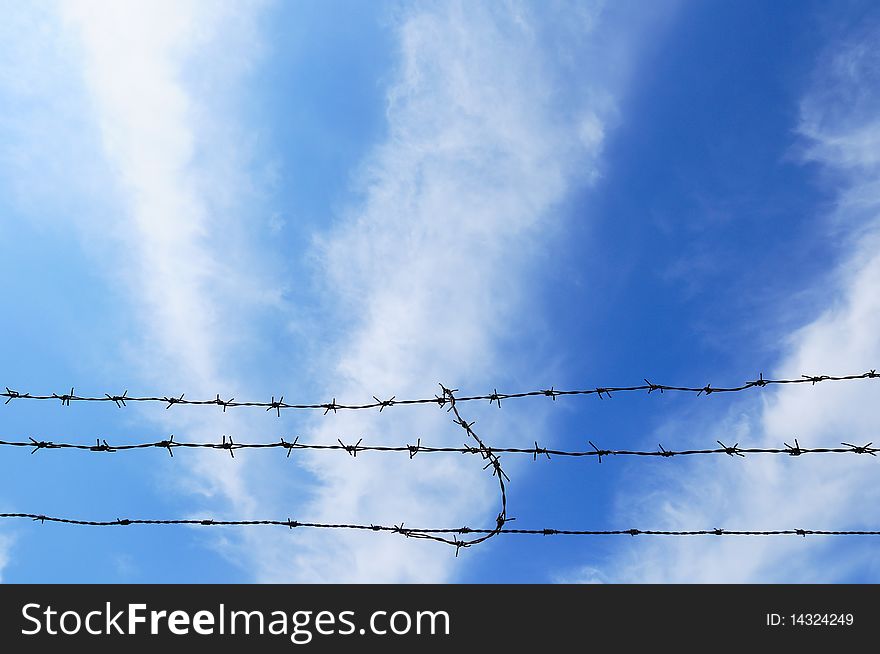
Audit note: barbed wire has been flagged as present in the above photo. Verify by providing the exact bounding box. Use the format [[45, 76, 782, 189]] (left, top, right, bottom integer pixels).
[[4, 373, 879, 553], [3, 513, 879, 539], [2, 369, 877, 414], [1, 386, 506, 554], [4, 434, 878, 461]]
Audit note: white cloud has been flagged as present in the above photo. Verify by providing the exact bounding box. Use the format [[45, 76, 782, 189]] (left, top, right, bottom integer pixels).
[[50, 2, 271, 521], [14, 0, 291, 551], [590, 26, 880, 583], [242, 0, 671, 582], [799, 32, 880, 172], [59, 0, 275, 382]]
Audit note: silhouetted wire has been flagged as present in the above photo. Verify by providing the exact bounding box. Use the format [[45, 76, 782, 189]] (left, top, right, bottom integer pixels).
[[441, 384, 510, 553], [2, 369, 877, 414], [3, 514, 878, 539], [4, 373, 879, 552], [6, 435, 878, 460]]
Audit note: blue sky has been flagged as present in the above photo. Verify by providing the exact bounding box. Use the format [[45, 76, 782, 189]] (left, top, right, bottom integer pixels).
[[1, 0, 880, 582]]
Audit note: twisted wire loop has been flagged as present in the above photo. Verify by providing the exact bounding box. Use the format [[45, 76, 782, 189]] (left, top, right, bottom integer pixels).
[[5, 514, 880, 538], [388, 385, 511, 554], [2, 369, 877, 414], [5, 435, 879, 460]]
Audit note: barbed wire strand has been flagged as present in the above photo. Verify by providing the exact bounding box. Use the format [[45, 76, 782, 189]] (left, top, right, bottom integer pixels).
[[2, 514, 878, 538], [2, 369, 877, 414], [4, 435, 878, 460]]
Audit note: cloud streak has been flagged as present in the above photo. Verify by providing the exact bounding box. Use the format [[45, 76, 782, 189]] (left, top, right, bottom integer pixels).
[[243, 0, 666, 582], [592, 24, 880, 583], [54, 0, 281, 533]]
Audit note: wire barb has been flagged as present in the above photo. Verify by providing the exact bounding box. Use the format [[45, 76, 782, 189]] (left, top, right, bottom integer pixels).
[[3, 387, 23, 405], [28, 437, 51, 454], [841, 441, 876, 456], [338, 438, 363, 457], [268, 395, 284, 417], [784, 439, 802, 456], [533, 441, 550, 461], [407, 438, 421, 459], [717, 440, 745, 457], [589, 440, 610, 463], [748, 373, 767, 388], [106, 391, 128, 408], [372, 396, 396, 412], [542, 387, 559, 401], [280, 436, 299, 458], [156, 435, 175, 457], [89, 439, 115, 453], [163, 393, 184, 410], [54, 387, 75, 407], [220, 434, 235, 458]]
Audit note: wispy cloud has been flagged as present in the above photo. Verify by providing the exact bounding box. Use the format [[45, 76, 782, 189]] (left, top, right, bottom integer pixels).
[[19, 0, 291, 553], [592, 24, 880, 583], [242, 0, 669, 582], [60, 0, 275, 381]]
